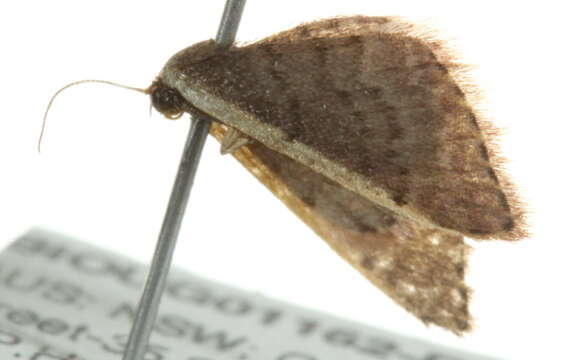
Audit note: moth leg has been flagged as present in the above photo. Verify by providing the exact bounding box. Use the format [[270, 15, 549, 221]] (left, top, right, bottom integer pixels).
[[220, 127, 254, 154]]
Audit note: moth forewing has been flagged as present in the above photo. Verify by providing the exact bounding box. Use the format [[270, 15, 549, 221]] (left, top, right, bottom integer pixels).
[[158, 16, 525, 241]]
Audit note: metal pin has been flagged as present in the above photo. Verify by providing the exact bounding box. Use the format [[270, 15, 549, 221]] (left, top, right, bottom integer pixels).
[[122, 1, 246, 359]]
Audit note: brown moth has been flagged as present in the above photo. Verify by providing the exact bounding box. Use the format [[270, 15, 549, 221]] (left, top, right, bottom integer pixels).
[[148, 16, 528, 334]]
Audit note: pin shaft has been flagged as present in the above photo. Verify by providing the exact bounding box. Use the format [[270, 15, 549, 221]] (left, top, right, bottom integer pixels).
[[122, 1, 246, 359]]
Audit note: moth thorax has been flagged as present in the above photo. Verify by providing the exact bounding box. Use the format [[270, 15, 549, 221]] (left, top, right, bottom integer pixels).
[[148, 79, 188, 119]]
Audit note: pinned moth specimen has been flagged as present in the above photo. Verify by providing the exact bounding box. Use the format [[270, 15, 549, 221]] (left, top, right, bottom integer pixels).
[[148, 16, 528, 334]]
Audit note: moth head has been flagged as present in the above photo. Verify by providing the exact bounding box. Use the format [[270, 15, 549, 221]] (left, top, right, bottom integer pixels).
[[148, 78, 188, 120]]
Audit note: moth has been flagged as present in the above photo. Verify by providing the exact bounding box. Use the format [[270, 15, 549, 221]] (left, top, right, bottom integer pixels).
[[148, 16, 528, 334]]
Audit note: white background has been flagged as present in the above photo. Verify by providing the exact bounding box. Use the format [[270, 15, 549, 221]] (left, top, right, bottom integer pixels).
[[0, 1, 560, 359]]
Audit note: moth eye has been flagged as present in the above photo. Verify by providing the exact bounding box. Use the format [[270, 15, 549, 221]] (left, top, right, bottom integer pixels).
[[148, 80, 187, 119]]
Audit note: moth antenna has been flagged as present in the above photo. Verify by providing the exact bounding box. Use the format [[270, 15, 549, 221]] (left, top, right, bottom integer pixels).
[[38, 79, 148, 152]]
